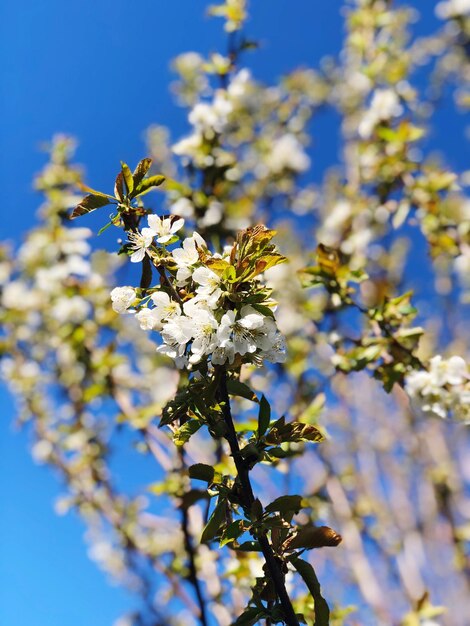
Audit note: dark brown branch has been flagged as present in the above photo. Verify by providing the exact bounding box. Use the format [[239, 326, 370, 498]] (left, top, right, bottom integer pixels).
[[216, 368, 300, 626], [178, 448, 210, 626]]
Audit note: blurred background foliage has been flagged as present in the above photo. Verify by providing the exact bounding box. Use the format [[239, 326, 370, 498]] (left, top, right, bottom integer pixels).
[[1, 1, 470, 625]]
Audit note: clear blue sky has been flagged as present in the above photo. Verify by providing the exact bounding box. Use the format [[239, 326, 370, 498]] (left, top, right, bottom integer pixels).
[[0, 2, 463, 625]]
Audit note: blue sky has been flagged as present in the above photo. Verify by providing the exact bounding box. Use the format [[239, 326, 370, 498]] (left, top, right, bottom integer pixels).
[[0, 2, 465, 625]]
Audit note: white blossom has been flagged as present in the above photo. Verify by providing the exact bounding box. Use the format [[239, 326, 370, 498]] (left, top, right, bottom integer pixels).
[[187, 308, 219, 364], [172, 235, 202, 284], [227, 69, 252, 103], [184, 290, 220, 312], [170, 197, 195, 218], [262, 333, 287, 363], [358, 89, 403, 139], [151, 291, 182, 326], [436, 0, 470, 18], [160, 315, 194, 350], [127, 228, 155, 263], [135, 307, 161, 331], [147, 215, 184, 244], [217, 307, 265, 356], [405, 355, 470, 421], [189, 93, 233, 134], [51, 296, 91, 323], [264, 134, 310, 174], [200, 200, 223, 227], [192, 266, 222, 298], [110, 286, 136, 313], [172, 133, 204, 158]]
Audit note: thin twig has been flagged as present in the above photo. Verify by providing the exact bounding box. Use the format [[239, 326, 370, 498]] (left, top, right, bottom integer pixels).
[[178, 448, 210, 626]]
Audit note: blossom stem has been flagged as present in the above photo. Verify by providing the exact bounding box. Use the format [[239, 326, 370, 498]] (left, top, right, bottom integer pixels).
[[216, 368, 300, 626], [156, 265, 184, 305]]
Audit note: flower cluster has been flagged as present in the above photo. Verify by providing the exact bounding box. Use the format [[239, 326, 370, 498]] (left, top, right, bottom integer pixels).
[[358, 88, 403, 139], [405, 355, 470, 421], [111, 220, 286, 370], [435, 0, 470, 19]]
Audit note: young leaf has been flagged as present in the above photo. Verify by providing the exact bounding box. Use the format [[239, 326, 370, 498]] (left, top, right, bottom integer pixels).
[[226, 379, 258, 402], [220, 519, 247, 547], [132, 157, 153, 188], [250, 303, 275, 319], [234, 540, 261, 552], [189, 463, 221, 484], [266, 420, 324, 445], [258, 395, 271, 437], [283, 525, 342, 551], [71, 194, 111, 219], [114, 171, 125, 201], [121, 161, 134, 195], [77, 182, 115, 199], [205, 258, 231, 276], [232, 607, 266, 625], [232, 607, 266, 626], [140, 255, 153, 290], [264, 495, 304, 515], [316, 243, 340, 276], [292, 558, 330, 626], [201, 498, 226, 543], [173, 420, 202, 446], [134, 174, 166, 196]]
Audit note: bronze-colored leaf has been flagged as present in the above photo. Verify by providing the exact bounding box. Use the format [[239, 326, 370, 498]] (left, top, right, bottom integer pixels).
[[114, 171, 125, 201], [132, 157, 153, 189], [317, 243, 340, 275], [283, 525, 342, 551], [71, 194, 111, 219], [77, 182, 114, 199]]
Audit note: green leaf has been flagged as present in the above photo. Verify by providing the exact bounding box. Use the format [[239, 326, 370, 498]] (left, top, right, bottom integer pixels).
[[189, 463, 222, 484], [134, 174, 166, 196], [201, 498, 226, 543], [292, 558, 330, 626], [140, 255, 153, 290], [220, 519, 247, 547], [226, 379, 258, 403], [120, 161, 134, 195], [173, 420, 202, 446], [223, 265, 237, 282], [265, 495, 305, 515], [250, 498, 263, 521], [258, 395, 271, 437], [232, 607, 266, 626], [182, 488, 210, 509], [205, 258, 231, 276], [77, 183, 115, 200], [71, 194, 112, 219], [132, 157, 152, 189], [234, 540, 261, 552], [250, 303, 275, 318]]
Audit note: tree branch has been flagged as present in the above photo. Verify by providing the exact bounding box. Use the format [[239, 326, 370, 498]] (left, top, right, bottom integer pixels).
[[178, 448, 210, 626], [216, 368, 300, 626]]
